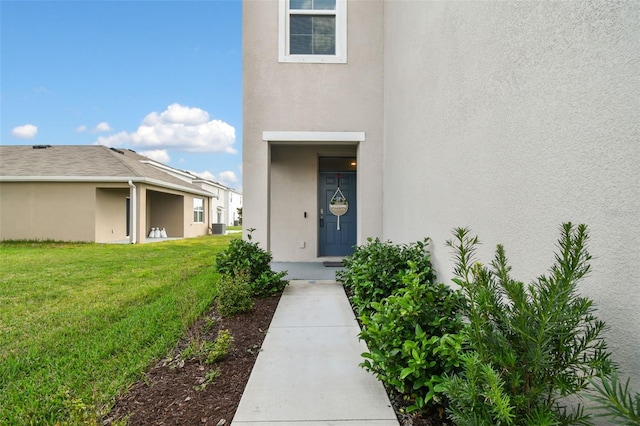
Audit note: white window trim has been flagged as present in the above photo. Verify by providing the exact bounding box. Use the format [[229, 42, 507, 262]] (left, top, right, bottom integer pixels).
[[278, 0, 347, 64], [193, 198, 204, 223]]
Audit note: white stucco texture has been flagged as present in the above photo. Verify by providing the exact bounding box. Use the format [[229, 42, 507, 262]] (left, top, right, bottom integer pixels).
[[383, 1, 640, 382]]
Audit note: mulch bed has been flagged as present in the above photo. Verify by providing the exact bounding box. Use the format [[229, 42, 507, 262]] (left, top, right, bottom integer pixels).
[[105, 290, 449, 426], [105, 294, 281, 425]]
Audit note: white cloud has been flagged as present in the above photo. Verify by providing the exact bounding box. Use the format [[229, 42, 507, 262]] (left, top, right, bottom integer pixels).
[[93, 122, 112, 132], [194, 171, 216, 181], [139, 149, 170, 163], [192, 170, 238, 187], [218, 171, 238, 184], [95, 103, 236, 154], [12, 124, 38, 139], [78, 122, 113, 133]]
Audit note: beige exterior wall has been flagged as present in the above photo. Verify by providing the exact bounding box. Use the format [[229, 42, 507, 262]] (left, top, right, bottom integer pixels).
[[243, 0, 385, 258], [270, 145, 357, 260], [383, 1, 640, 387], [1, 182, 97, 242], [147, 190, 185, 238], [135, 184, 147, 243], [95, 187, 130, 242], [184, 194, 211, 238], [1, 181, 212, 243], [141, 185, 211, 240]]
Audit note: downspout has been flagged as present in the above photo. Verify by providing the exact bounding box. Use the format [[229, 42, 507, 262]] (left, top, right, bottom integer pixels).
[[128, 180, 137, 244], [209, 196, 213, 234]]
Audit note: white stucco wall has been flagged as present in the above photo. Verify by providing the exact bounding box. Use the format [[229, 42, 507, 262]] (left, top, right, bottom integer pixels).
[[243, 0, 385, 257], [383, 0, 640, 385], [227, 189, 242, 226]]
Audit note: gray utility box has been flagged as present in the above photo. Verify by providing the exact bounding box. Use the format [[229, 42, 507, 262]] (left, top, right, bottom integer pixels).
[[211, 223, 226, 235]]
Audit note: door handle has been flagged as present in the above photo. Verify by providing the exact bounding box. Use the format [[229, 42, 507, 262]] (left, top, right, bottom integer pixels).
[[320, 218, 324, 228]]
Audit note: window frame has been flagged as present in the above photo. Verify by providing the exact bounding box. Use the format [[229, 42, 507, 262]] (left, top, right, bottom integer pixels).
[[193, 198, 204, 224], [278, 0, 347, 64]]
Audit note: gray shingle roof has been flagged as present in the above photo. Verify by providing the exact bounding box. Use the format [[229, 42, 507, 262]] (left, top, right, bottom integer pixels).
[[0, 145, 214, 196]]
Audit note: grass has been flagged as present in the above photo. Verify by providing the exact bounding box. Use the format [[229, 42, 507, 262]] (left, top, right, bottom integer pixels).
[[227, 225, 242, 231], [0, 235, 238, 424]]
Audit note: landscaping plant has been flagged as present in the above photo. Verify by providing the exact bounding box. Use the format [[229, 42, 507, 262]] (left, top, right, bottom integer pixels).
[[359, 264, 464, 415], [216, 272, 254, 317], [215, 228, 288, 297], [206, 329, 233, 364], [337, 237, 436, 315], [590, 370, 640, 425], [439, 223, 613, 425]]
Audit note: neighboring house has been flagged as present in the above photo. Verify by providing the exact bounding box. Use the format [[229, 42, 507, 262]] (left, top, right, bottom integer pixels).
[[0, 145, 219, 243], [192, 179, 243, 227], [244, 0, 639, 391], [227, 187, 242, 226]]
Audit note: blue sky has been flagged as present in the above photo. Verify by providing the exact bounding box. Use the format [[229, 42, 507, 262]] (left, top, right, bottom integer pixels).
[[1, 0, 243, 188]]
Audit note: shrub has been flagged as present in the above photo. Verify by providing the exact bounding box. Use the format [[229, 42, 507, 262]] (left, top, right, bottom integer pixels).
[[359, 264, 464, 414], [251, 269, 288, 297], [215, 228, 288, 297], [590, 370, 640, 425], [337, 237, 436, 315], [206, 329, 233, 364], [180, 329, 233, 368], [439, 352, 516, 424], [216, 273, 253, 317], [440, 223, 613, 425]]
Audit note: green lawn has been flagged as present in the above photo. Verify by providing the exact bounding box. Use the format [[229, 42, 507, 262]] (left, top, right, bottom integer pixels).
[[0, 235, 237, 424]]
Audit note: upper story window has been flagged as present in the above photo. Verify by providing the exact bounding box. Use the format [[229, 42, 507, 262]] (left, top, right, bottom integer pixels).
[[279, 0, 347, 64]]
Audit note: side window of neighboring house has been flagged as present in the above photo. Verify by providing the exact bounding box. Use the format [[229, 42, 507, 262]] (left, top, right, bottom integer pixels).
[[193, 198, 204, 223], [279, 0, 347, 63]]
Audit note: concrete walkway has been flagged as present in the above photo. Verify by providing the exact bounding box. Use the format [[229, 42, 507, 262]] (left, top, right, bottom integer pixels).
[[271, 261, 344, 281], [232, 280, 399, 426]]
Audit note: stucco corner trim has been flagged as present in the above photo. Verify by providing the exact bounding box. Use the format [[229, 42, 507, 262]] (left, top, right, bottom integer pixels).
[[262, 131, 365, 143]]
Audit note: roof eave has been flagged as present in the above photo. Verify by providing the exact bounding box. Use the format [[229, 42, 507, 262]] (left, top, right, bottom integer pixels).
[[0, 176, 216, 198]]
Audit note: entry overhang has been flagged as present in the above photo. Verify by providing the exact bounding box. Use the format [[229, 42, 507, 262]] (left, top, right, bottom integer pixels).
[[263, 131, 365, 143]]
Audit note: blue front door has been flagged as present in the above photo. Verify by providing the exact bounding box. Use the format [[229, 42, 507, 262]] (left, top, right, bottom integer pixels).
[[319, 172, 356, 256]]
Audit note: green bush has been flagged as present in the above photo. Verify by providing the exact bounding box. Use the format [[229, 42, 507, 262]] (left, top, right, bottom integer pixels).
[[251, 269, 288, 297], [337, 237, 436, 315], [440, 223, 613, 425], [180, 328, 234, 366], [590, 370, 640, 425], [439, 352, 517, 424], [216, 273, 253, 317], [215, 228, 288, 297], [359, 264, 464, 414], [206, 329, 233, 364]]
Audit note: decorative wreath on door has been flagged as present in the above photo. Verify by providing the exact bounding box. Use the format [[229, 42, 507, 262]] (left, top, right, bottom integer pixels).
[[329, 177, 348, 230]]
